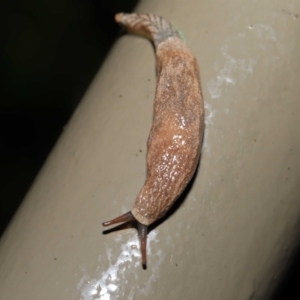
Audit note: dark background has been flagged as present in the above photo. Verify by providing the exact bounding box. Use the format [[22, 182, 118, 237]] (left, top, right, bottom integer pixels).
[[0, 0, 138, 235], [0, 1, 299, 298]]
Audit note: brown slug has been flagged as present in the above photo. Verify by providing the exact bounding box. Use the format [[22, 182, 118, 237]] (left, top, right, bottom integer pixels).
[[103, 13, 204, 266]]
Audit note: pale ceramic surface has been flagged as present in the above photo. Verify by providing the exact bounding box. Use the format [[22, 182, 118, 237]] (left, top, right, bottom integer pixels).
[[1, 0, 300, 299]]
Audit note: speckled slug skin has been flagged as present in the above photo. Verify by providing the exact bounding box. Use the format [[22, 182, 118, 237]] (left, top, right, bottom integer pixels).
[[103, 13, 204, 266]]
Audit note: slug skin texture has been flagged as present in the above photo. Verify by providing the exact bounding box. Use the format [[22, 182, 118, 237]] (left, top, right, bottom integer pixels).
[[103, 13, 204, 267]]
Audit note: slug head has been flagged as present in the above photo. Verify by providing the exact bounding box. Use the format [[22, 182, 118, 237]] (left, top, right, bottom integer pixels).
[[102, 211, 148, 267]]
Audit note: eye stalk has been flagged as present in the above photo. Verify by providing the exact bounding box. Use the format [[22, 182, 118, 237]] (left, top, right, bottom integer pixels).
[[103, 211, 148, 266]]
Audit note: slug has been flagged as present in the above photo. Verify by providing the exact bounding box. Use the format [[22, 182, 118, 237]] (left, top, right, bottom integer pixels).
[[103, 12, 204, 266]]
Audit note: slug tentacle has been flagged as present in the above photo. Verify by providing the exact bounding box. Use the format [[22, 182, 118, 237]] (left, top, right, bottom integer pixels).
[[103, 212, 148, 266], [102, 211, 135, 226], [103, 12, 204, 267], [138, 223, 148, 265]]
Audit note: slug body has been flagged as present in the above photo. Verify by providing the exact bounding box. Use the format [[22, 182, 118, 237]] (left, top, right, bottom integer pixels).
[[103, 13, 204, 266]]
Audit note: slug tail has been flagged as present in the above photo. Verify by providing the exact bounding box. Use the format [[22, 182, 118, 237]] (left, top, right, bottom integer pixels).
[[115, 12, 181, 48], [138, 222, 148, 266], [102, 211, 135, 226]]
